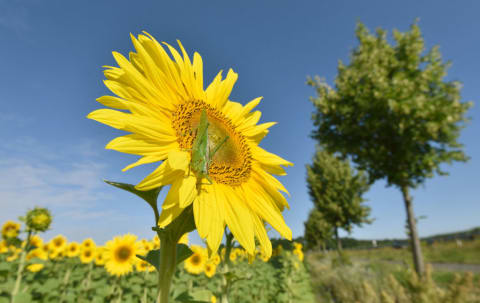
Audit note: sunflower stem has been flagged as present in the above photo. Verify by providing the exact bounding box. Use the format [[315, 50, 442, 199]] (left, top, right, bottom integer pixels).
[[156, 235, 177, 303], [10, 229, 31, 303], [59, 267, 72, 303], [220, 231, 234, 303]]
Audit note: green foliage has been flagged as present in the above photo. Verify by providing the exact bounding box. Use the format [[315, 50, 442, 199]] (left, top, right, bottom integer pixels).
[[137, 245, 193, 272], [343, 238, 480, 265], [0, 247, 313, 303], [104, 180, 163, 221], [304, 209, 333, 250], [307, 253, 480, 303], [305, 147, 371, 245], [308, 21, 472, 188]]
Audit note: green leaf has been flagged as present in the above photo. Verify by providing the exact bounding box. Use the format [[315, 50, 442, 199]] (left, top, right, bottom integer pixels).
[[0, 263, 10, 272], [12, 292, 32, 303], [175, 290, 212, 303], [176, 244, 194, 264], [137, 250, 161, 271], [137, 244, 193, 272], [104, 180, 162, 217]]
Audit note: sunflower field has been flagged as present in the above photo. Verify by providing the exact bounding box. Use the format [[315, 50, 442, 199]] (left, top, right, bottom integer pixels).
[[0, 219, 314, 303]]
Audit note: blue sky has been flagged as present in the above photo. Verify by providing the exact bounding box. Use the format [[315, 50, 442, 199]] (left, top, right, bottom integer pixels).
[[1, 0, 479, 244]]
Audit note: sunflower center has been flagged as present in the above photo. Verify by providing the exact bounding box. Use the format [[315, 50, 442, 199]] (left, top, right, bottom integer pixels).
[[191, 254, 201, 266], [115, 246, 132, 262], [172, 100, 252, 186]]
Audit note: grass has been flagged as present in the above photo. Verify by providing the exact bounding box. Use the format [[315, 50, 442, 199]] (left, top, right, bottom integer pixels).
[[306, 252, 480, 303], [343, 238, 480, 264]]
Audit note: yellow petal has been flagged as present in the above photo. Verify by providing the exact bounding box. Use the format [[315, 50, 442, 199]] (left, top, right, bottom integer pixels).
[[96, 96, 129, 110], [106, 134, 177, 156], [122, 155, 164, 172], [87, 109, 176, 142], [243, 182, 292, 241], [163, 173, 197, 209], [193, 188, 211, 239], [135, 161, 183, 191], [158, 205, 184, 228], [206, 184, 225, 255], [222, 186, 255, 255], [167, 150, 190, 171], [242, 122, 277, 138], [178, 174, 197, 208], [252, 214, 272, 258], [212, 69, 238, 108]]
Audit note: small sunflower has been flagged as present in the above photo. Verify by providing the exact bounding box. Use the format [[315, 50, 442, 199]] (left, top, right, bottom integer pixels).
[[293, 242, 303, 250], [81, 238, 96, 250], [184, 245, 207, 275], [230, 248, 244, 262], [95, 247, 107, 266], [136, 259, 155, 272], [87, 33, 292, 258], [50, 235, 67, 252], [139, 239, 153, 253], [49, 249, 65, 260], [261, 253, 270, 262], [66, 242, 81, 258], [2, 221, 20, 239], [41, 243, 50, 255], [28, 235, 43, 249], [204, 262, 216, 278], [152, 235, 160, 249], [0, 241, 7, 254], [6, 252, 19, 262], [26, 263, 44, 273], [104, 234, 141, 276], [293, 248, 304, 262], [211, 254, 221, 266], [27, 248, 48, 261], [80, 247, 96, 264]]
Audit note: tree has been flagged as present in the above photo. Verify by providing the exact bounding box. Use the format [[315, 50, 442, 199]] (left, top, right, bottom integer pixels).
[[304, 208, 333, 251], [308, 21, 472, 275], [306, 147, 372, 253]]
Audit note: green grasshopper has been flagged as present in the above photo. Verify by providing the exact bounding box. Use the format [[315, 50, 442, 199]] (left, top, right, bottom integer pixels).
[[190, 109, 229, 184]]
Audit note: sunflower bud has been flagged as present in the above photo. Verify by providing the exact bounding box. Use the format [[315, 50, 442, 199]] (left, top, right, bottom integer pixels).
[[26, 207, 52, 232]]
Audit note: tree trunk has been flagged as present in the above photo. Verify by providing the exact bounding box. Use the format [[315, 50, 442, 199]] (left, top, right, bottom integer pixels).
[[334, 226, 342, 252], [401, 185, 425, 277]]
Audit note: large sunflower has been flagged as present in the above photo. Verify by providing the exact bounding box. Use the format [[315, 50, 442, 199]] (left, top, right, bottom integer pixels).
[[88, 32, 292, 258], [104, 234, 141, 276]]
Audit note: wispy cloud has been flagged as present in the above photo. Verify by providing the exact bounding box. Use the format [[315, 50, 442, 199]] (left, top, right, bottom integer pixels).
[[0, 135, 122, 239]]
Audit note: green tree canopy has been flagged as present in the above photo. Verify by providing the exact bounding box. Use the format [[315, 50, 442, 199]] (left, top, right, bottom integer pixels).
[[304, 209, 333, 250], [306, 147, 371, 251], [308, 21, 472, 189], [308, 21, 472, 275]]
